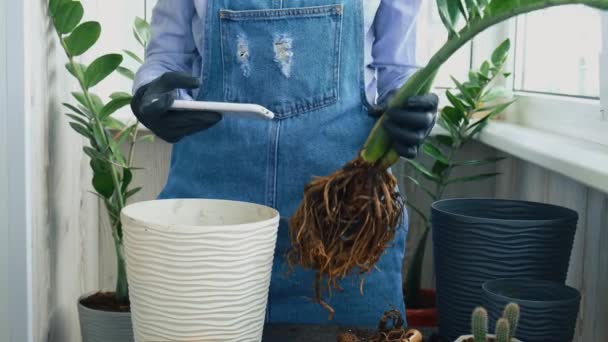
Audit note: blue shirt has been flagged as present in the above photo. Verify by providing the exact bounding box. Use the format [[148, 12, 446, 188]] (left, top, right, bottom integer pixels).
[[134, 0, 423, 106]]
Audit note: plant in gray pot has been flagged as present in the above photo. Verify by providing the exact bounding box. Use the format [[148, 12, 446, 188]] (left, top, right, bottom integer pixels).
[[482, 279, 581, 342], [455, 304, 522, 342], [48, 1, 151, 341], [431, 198, 578, 340]]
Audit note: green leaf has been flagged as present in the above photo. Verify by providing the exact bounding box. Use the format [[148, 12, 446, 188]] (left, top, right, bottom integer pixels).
[[480, 61, 491, 76], [65, 113, 89, 126], [53, 1, 83, 34], [446, 172, 501, 185], [122, 168, 133, 193], [49, 0, 70, 17], [114, 124, 138, 147], [100, 96, 132, 119], [65, 62, 86, 81], [110, 92, 132, 100], [64, 21, 101, 57], [123, 49, 144, 64], [104, 117, 126, 130], [434, 134, 454, 147], [442, 106, 467, 127], [491, 39, 511, 66], [436, 0, 462, 37], [406, 159, 441, 183], [83, 147, 106, 162], [69, 122, 92, 139], [480, 86, 511, 102], [125, 187, 142, 199], [467, 100, 515, 137], [63, 102, 89, 118], [92, 170, 114, 199], [422, 142, 449, 164], [432, 159, 451, 176], [133, 17, 151, 47], [451, 76, 476, 107], [465, 0, 484, 19], [85, 54, 123, 88], [453, 156, 506, 167], [446, 90, 468, 113], [117, 66, 135, 80]]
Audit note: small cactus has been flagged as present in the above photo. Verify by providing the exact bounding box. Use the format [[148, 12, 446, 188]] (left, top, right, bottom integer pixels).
[[472, 307, 488, 342], [495, 318, 511, 342], [502, 303, 520, 339]]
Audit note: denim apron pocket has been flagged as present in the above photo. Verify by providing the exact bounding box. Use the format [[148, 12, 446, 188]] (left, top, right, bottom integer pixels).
[[219, 5, 343, 119]]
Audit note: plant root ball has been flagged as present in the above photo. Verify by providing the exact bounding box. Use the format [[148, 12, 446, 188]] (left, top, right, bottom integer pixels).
[[288, 157, 404, 317]]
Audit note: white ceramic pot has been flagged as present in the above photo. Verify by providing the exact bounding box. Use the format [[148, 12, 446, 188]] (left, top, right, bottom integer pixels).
[[121, 199, 280, 342], [454, 335, 522, 342]]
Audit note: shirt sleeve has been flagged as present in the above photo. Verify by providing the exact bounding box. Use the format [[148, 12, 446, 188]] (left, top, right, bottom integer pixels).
[[371, 0, 423, 106], [133, 0, 199, 100]]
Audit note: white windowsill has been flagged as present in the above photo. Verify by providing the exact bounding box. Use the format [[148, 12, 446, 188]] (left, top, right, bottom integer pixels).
[[446, 121, 608, 194]]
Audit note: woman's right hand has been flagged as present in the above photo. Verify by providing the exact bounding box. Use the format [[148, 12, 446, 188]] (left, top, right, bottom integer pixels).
[[131, 72, 222, 143]]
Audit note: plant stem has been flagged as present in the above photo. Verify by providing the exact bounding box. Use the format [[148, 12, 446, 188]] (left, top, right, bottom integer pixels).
[[361, 0, 608, 168], [113, 227, 129, 304]]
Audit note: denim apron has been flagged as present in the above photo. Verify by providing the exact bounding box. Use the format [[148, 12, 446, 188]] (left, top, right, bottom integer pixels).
[[158, 0, 407, 327]]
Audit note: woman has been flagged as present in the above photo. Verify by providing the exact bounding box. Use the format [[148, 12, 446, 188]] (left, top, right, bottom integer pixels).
[[131, 0, 438, 327]]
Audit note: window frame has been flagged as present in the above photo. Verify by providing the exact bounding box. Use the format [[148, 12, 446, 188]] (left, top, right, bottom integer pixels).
[[459, 12, 608, 147], [1, 0, 33, 341]]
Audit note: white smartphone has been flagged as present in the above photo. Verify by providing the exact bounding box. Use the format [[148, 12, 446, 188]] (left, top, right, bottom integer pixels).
[[171, 100, 275, 120]]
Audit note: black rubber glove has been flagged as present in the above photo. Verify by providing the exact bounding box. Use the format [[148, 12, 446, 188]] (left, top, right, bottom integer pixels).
[[382, 93, 439, 159], [131, 72, 222, 143]]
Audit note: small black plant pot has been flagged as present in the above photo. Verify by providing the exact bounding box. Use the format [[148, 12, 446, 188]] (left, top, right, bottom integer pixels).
[[431, 198, 578, 340], [483, 279, 581, 342]]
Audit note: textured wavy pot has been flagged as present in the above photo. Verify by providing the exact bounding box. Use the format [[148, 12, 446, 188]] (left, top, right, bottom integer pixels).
[[431, 198, 578, 341], [121, 199, 280, 342], [483, 279, 581, 342], [78, 294, 134, 342]]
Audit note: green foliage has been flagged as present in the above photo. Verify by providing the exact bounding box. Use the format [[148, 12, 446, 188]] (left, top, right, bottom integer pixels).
[[48, 0, 151, 304], [495, 318, 511, 342], [472, 307, 488, 342], [404, 41, 513, 306], [362, 0, 608, 167]]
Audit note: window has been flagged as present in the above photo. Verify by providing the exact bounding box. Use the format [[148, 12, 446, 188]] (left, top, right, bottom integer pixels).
[[416, 0, 472, 88], [514, 6, 602, 98]]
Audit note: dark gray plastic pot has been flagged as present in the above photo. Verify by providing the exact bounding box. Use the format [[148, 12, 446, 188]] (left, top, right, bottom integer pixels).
[[483, 279, 581, 342], [431, 198, 578, 341], [78, 293, 134, 342]]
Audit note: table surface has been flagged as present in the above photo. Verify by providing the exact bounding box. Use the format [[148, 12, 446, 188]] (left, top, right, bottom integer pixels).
[[262, 325, 437, 342]]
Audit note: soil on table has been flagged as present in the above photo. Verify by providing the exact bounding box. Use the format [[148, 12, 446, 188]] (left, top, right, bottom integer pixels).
[[80, 292, 130, 313]]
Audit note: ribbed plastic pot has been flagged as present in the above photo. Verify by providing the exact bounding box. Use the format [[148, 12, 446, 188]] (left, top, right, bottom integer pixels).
[[483, 279, 581, 342], [78, 294, 134, 342], [431, 198, 578, 341], [121, 199, 280, 342]]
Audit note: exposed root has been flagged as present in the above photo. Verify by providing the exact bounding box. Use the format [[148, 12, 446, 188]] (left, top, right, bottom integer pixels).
[[337, 310, 422, 342], [288, 157, 404, 316]]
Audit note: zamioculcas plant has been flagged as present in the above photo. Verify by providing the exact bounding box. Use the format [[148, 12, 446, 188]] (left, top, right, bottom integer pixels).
[[288, 0, 608, 313], [404, 40, 513, 308], [48, 0, 152, 306]]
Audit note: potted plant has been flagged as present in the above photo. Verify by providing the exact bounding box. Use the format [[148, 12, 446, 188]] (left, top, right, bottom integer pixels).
[[287, 0, 608, 316], [456, 304, 521, 342], [404, 40, 513, 327], [47, 0, 151, 340], [482, 279, 581, 342]]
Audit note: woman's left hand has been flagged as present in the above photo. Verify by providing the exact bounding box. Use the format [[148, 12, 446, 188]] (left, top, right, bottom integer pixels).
[[383, 93, 439, 159]]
